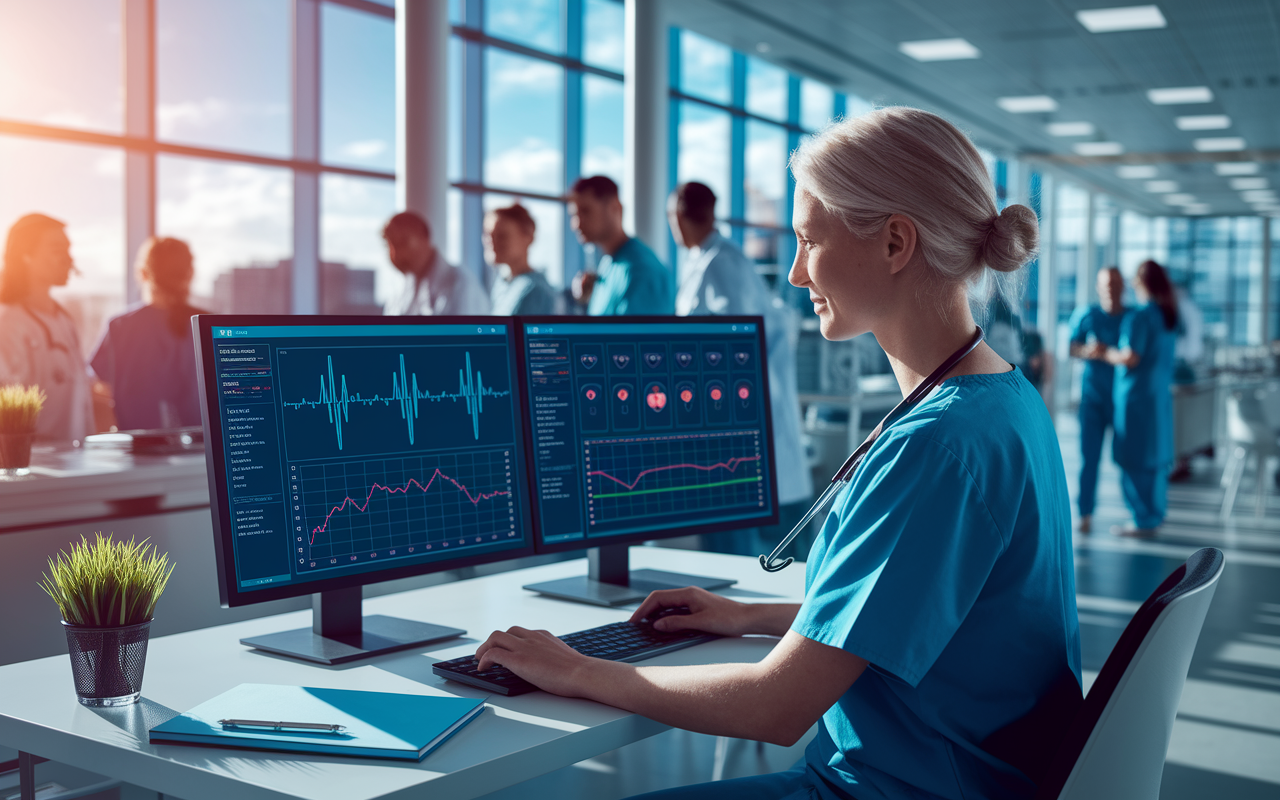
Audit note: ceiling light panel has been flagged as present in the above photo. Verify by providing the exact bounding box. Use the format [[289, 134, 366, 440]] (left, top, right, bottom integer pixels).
[[1214, 162, 1260, 176], [1144, 180, 1179, 193], [1077, 5, 1167, 32], [1175, 115, 1231, 131], [1195, 137, 1246, 152], [997, 95, 1058, 113], [899, 38, 980, 61], [1073, 142, 1124, 156], [1230, 178, 1268, 191], [1164, 193, 1197, 204], [1047, 121, 1096, 137], [1182, 205, 1211, 215], [1117, 165, 1159, 179], [1242, 190, 1278, 202], [1147, 86, 1214, 105]]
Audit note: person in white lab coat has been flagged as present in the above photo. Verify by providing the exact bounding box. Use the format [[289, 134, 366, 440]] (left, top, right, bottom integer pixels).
[[0, 213, 96, 444], [668, 182, 814, 556], [381, 211, 490, 316]]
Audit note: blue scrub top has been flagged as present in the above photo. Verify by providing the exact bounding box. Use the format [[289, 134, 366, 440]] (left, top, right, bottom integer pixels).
[[90, 304, 204, 430], [1068, 304, 1124, 409], [1113, 302, 1176, 470], [490, 270, 558, 315], [587, 237, 673, 316], [793, 368, 1082, 800]]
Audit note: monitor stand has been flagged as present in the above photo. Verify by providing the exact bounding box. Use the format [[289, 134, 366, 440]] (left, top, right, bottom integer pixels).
[[240, 586, 465, 665], [523, 544, 736, 607]]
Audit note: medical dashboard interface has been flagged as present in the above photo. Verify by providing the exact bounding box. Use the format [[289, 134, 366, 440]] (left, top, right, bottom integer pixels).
[[524, 321, 774, 545], [209, 323, 529, 593]]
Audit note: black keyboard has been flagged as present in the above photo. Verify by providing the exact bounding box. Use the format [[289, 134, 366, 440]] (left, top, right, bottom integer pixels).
[[433, 619, 720, 696]]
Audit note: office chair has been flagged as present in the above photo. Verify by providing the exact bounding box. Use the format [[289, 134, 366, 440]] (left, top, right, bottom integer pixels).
[[1034, 547, 1224, 800], [1220, 389, 1278, 519]]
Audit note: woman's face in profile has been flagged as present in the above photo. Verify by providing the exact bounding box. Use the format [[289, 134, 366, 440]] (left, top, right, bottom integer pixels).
[[27, 228, 75, 289], [788, 189, 891, 341]]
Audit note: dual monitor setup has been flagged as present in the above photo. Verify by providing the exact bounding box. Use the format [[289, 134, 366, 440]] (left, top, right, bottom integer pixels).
[[195, 315, 779, 665]]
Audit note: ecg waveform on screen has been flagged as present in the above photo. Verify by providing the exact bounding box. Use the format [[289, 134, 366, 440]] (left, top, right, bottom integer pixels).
[[283, 351, 509, 449], [588, 455, 761, 493], [309, 469, 511, 544]]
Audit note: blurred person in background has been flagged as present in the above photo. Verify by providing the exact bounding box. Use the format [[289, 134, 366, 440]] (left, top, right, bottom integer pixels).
[[90, 237, 206, 430], [667, 181, 814, 556], [485, 203, 559, 315], [1169, 283, 1205, 482], [1106, 260, 1178, 537], [382, 211, 490, 316], [569, 176, 672, 315], [0, 213, 96, 444], [1067, 266, 1126, 533]]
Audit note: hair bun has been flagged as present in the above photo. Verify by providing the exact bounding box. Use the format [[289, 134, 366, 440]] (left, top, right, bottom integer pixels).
[[982, 204, 1039, 273]]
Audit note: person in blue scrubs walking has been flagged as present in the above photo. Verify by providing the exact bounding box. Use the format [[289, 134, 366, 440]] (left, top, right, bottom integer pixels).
[[1106, 260, 1178, 537], [1067, 267, 1126, 533], [473, 108, 1082, 800]]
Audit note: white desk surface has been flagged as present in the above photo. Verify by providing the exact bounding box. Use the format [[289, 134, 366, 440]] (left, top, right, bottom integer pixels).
[[0, 547, 805, 800]]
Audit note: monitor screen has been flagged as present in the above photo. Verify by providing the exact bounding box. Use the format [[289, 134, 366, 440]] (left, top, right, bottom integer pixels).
[[197, 317, 535, 606], [518, 317, 778, 552]]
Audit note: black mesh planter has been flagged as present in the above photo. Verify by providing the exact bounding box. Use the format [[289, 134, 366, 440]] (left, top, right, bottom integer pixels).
[[62, 619, 152, 706]]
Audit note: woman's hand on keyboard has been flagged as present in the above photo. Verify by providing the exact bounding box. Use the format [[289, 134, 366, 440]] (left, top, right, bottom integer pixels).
[[474, 626, 591, 696], [629, 587, 752, 637]]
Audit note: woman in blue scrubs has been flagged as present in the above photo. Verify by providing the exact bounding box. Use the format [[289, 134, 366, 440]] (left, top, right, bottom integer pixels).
[[474, 108, 1082, 800], [1106, 260, 1178, 536]]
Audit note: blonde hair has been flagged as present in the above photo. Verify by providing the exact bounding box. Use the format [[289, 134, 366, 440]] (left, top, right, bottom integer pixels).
[[789, 107, 1038, 308]]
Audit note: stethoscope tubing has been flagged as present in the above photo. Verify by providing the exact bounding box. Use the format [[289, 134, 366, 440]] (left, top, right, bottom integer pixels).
[[759, 327, 986, 572]]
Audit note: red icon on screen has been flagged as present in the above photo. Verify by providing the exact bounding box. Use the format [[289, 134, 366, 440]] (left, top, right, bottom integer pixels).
[[585, 389, 597, 401], [710, 387, 723, 401], [680, 388, 693, 403], [647, 386, 667, 411], [738, 386, 750, 400], [616, 387, 629, 401]]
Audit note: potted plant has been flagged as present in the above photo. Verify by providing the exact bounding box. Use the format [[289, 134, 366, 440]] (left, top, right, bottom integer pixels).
[[0, 384, 45, 477], [39, 533, 175, 706]]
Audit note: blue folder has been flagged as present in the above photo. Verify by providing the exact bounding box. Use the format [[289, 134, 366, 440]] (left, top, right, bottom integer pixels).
[[149, 684, 485, 761]]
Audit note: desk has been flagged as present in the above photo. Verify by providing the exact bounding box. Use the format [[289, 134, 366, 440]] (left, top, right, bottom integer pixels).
[[0, 548, 804, 800]]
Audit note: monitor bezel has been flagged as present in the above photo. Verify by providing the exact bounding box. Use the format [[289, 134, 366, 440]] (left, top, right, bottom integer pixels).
[[514, 314, 781, 556], [194, 314, 539, 608]]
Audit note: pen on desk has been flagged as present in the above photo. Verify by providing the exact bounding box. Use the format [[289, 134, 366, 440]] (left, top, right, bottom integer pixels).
[[219, 719, 347, 734]]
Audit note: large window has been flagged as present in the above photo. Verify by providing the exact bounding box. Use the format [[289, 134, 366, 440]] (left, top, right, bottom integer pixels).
[[453, 0, 625, 285], [0, 0, 625, 345], [669, 28, 858, 302]]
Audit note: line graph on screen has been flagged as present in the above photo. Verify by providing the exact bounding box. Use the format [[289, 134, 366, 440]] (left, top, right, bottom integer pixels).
[[297, 449, 517, 568], [584, 431, 765, 526], [282, 351, 509, 450]]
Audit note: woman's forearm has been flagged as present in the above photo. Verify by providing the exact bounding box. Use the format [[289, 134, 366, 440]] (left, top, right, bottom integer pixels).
[[571, 630, 862, 747], [740, 603, 802, 637]]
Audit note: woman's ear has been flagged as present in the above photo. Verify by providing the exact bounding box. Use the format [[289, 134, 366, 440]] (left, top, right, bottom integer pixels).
[[883, 215, 917, 275]]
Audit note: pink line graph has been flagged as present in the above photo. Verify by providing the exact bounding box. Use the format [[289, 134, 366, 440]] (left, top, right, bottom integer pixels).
[[310, 470, 510, 544], [588, 455, 761, 492]]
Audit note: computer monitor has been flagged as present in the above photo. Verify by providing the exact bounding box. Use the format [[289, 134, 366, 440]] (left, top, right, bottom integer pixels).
[[194, 315, 535, 664], [516, 316, 779, 606]]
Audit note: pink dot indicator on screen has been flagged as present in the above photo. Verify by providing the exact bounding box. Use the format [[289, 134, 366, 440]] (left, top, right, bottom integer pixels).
[[710, 387, 723, 401], [617, 388, 629, 401], [585, 389, 596, 400], [738, 386, 750, 400], [680, 389, 693, 403]]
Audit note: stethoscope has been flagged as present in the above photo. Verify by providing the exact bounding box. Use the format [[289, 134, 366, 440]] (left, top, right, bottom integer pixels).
[[759, 326, 986, 572]]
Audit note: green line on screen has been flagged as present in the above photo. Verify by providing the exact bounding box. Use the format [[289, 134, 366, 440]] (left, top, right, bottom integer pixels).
[[593, 476, 762, 499]]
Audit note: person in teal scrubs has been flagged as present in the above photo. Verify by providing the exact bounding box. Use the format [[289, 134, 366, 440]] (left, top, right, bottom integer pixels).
[[1067, 267, 1126, 532], [1106, 260, 1178, 536], [568, 175, 673, 315], [473, 108, 1081, 800]]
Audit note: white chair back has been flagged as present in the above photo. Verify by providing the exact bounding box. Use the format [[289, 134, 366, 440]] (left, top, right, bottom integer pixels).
[[1035, 548, 1224, 800]]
